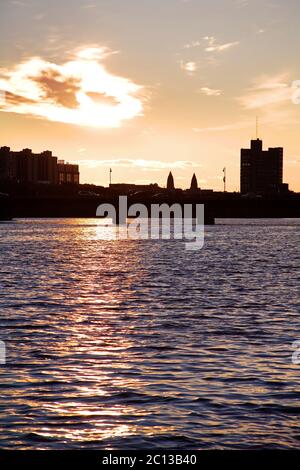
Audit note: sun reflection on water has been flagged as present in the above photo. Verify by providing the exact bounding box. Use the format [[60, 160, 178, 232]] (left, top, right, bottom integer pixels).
[[1, 219, 300, 448]]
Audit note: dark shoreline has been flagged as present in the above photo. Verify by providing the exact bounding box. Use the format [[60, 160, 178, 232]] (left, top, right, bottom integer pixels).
[[1, 182, 300, 224]]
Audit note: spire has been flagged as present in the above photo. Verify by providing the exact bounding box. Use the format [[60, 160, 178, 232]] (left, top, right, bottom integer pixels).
[[167, 171, 175, 190], [190, 173, 198, 190]]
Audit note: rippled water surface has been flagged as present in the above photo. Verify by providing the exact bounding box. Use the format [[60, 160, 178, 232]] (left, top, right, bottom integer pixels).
[[0, 218, 300, 449]]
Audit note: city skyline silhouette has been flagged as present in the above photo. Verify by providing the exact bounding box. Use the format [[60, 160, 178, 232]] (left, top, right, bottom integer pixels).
[[1, 1, 300, 191]]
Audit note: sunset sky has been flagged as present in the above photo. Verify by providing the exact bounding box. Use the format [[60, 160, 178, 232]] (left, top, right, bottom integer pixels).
[[1, 0, 300, 191]]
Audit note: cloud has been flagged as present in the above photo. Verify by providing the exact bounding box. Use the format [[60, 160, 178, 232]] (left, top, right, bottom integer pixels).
[[33, 13, 46, 21], [4, 91, 37, 105], [0, 90, 5, 105], [183, 36, 239, 53], [77, 159, 202, 171], [181, 61, 198, 73], [238, 73, 291, 109], [180, 36, 239, 74], [33, 69, 81, 108], [203, 36, 239, 53], [183, 41, 202, 49], [234, 0, 249, 7], [199, 87, 222, 96], [0, 47, 144, 127], [193, 74, 300, 134], [10, 0, 26, 6], [193, 120, 254, 133], [192, 111, 300, 134], [286, 157, 300, 165], [81, 3, 97, 8]]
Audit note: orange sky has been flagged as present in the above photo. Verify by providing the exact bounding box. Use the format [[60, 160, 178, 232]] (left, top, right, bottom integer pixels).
[[1, 0, 300, 191]]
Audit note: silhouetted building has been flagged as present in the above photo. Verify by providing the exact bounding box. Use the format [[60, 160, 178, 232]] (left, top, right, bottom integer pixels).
[[57, 160, 80, 184], [167, 171, 175, 190], [190, 173, 198, 190], [240, 139, 285, 194], [0, 147, 79, 185], [0, 147, 59, 184]]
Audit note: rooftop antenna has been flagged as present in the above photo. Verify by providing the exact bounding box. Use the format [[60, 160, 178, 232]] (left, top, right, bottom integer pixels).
[[223, 167, 226, 192], [256, 115, 259, 139]]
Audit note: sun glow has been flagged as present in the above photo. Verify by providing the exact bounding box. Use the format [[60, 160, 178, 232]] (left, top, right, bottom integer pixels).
[[0, 47, 144, 128]]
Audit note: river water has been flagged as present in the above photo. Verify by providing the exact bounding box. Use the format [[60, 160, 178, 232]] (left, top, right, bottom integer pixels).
[[0, 218, 299, 449]]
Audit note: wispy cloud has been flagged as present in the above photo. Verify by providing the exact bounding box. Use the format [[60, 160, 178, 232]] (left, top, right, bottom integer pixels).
[[10, 0, 26, 6], [33, 12, 46, 21], [183, 41, 202, 49], [203, 36, 240, 53], [192, 108, 300, 133], [183, 36, 239, 53], [180, 61, 198, 73], [193, 120, 254, 133], [198, 87, 222, 96], [78, 159, 202, 171], [234, 0, 249, 7], [286, 157, 300, 165], [0, 47, 145, 128], [81, 3, 97, 9], [238, 73, 291, 109]]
